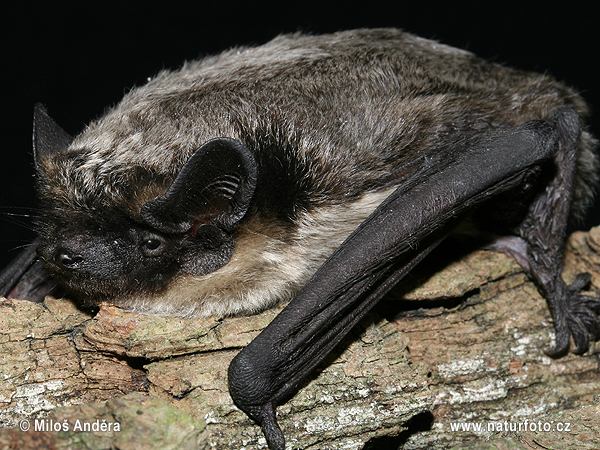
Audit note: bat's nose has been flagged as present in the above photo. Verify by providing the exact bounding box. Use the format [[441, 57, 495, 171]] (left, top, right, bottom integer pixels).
[[37, 243, 84, 270], [54, 248, 83, 269]]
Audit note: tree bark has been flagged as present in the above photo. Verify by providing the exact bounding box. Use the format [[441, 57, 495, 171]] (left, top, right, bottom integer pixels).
[[1, 228, 599, 449]]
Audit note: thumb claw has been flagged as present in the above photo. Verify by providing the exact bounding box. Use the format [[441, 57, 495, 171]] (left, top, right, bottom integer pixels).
[[244, 403, 285, 450]]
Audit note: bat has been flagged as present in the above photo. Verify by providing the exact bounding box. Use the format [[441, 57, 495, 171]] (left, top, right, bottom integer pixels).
[[1, 29, 599, 449]]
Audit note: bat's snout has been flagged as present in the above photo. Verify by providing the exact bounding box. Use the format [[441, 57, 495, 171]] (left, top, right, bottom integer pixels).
[[36, 238, 86, 271], [36, 232, 125, 282], [52, 247, 84, 270]]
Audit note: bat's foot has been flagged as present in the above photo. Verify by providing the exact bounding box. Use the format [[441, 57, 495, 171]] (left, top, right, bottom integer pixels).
[[545, 273, 600, 357]]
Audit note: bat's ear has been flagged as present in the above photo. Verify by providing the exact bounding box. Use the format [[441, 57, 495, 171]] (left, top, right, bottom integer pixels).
[[33, 103, 73, 169], [140, 138, 258, 234]]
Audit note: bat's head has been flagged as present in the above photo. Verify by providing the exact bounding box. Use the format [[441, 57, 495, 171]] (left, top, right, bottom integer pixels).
[[32, 104, 258, 309]]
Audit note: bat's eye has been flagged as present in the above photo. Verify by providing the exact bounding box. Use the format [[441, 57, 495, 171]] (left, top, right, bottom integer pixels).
[[141, 233, 166, 257]]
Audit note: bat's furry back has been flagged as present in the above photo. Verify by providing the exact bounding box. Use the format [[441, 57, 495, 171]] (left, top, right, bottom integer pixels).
[[32, 28, 597, 318]]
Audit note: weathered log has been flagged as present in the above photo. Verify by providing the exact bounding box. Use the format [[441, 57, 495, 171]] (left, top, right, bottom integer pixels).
[[1, 228, 599, 449]]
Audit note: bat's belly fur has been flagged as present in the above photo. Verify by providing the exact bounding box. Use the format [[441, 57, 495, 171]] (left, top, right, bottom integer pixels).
[[121, 187, 397, 318]]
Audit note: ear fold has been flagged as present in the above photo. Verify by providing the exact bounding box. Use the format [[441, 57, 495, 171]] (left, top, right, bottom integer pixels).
[[140, 138, 258, 234], [33, 103, 73, 168]]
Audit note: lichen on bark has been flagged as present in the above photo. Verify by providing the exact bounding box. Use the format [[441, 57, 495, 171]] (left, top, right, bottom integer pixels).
[[0, 228, 599, 449]]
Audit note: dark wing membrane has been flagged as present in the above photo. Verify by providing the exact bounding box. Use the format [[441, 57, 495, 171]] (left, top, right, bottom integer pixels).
[[228, 118, 558, 450]]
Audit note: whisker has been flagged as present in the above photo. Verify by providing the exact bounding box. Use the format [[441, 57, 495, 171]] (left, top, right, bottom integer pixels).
[[6, 242, 38, 253], [0, 217, 38, 232], [0, 208, 44, 233], [0, 207, 41, 216]]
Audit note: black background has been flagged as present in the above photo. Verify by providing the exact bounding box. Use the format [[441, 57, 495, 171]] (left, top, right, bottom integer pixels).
[[2, 1, 599, 269]]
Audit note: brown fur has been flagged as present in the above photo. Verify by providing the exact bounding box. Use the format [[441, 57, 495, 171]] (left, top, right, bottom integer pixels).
[[33, 29, 598, 316]]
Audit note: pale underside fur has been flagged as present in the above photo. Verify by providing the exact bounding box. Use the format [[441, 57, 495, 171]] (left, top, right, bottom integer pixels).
[[119, 187, 396, 318]]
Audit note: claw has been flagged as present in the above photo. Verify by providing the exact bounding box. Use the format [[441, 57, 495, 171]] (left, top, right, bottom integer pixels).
[[239, 403, 285, 450], [580, 294, 600, 315], [544, 333, 570, 358], [569, 316, 590, 355], [568, 273, 592, 293], [546, 274, 600, 356], [574, 300, 600, 340]]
